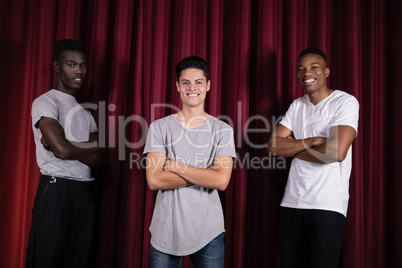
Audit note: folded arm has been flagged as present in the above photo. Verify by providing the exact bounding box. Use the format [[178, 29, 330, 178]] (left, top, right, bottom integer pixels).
[[267, 124, 356, 164], [145, 152, 193, 190], [77, 132, 103, 168], [38, 117, 101, 168], [267, 124, 325, 158], [294, 125, 356, 163], [146, 152, 233, 191]]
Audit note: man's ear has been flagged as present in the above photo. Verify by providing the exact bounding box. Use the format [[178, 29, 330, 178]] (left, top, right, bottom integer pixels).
[[325, 68, 330, 78], [207, 80, 211, 91], [176, 81, 180, 92], [53, 61, 60, 72]]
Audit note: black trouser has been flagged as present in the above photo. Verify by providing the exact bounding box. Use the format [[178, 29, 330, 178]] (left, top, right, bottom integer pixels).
[[25, 175, 96, 268], [278, 207, 346, 268]]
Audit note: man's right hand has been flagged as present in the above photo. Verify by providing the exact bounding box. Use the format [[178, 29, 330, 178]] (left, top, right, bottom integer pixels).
[[40, 136, 51, 151]]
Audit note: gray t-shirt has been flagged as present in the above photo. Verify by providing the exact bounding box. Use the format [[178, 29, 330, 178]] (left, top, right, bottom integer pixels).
[[143, 114, 236, 255], [31, 89, 98, 181]]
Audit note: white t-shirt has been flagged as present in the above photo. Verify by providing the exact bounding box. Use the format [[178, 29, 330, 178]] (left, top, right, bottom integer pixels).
[[279, 90, 359, 216], [143, 115, 236, 255], [31, 89, 98, 181]]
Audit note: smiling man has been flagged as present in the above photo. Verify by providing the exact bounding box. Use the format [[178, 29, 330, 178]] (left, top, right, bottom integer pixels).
[[26, 39, 101, 268], [267, 48, 359, 267], [143, 55, 236, 268]]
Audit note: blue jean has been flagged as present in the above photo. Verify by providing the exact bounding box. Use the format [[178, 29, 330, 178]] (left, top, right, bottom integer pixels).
[[149, 232, 225, 268]]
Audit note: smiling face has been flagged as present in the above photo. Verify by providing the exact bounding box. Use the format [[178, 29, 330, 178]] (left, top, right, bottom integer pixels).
[[176, 68, 210, 109], [53, 49, 87, 95], [297, 53, 330, 95]]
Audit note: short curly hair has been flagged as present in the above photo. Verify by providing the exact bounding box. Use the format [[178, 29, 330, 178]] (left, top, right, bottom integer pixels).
[[54, 39, 86, 61], [299, 47, 327, 65]]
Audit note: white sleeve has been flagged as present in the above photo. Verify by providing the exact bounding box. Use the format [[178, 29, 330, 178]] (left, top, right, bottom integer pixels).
[[329, 95, 359, 134]]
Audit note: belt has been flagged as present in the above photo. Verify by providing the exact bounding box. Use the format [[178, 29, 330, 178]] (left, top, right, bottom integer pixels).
[[41, 175, 95, 190]]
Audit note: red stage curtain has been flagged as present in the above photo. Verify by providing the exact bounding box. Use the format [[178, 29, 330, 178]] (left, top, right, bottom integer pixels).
[[0, 0, 401, 267]]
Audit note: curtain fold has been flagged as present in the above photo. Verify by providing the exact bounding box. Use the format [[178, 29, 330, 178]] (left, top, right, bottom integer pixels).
[[0, 0, 400, 267]]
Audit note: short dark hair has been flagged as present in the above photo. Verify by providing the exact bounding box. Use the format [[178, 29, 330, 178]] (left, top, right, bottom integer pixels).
[[54, 39, 86, 61], [299, 47, 327, 65], [175, 55, 210, 81]]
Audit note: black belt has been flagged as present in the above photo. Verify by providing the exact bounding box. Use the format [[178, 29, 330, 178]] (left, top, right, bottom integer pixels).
[[41, 175, 95, 189]]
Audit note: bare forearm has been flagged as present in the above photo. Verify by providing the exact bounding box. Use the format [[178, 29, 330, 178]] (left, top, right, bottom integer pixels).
[[267, 136, 323, 157], [147, 170, 192, 190], [166, 161, 231, 191], [295, 139, 346, 164], [146, 153, 232, 191], [79, 150, 103, 168], [39, 118, 99, 161], [145, 153, 193, 190], [294, 147, 326, 163], [57, 140, 99, 161]]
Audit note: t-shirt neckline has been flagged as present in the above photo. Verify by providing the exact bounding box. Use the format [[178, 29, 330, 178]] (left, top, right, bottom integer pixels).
[[307, 89, 338, 107], [170, 114, 213, 130]]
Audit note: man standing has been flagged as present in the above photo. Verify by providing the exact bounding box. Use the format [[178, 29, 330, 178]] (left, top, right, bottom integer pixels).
[[143, 55, 236, 267], [268, 48, 359, 267], [26, 39, 101, 268]]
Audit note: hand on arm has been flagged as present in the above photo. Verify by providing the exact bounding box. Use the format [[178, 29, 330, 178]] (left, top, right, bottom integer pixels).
[[267, 124, 326, 157], [38, 117, 101, 167], [145, 152, 193, 190], [77, 132, 103, 168], [294, 125, 356, 164], [163, 154, 233, 191]]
